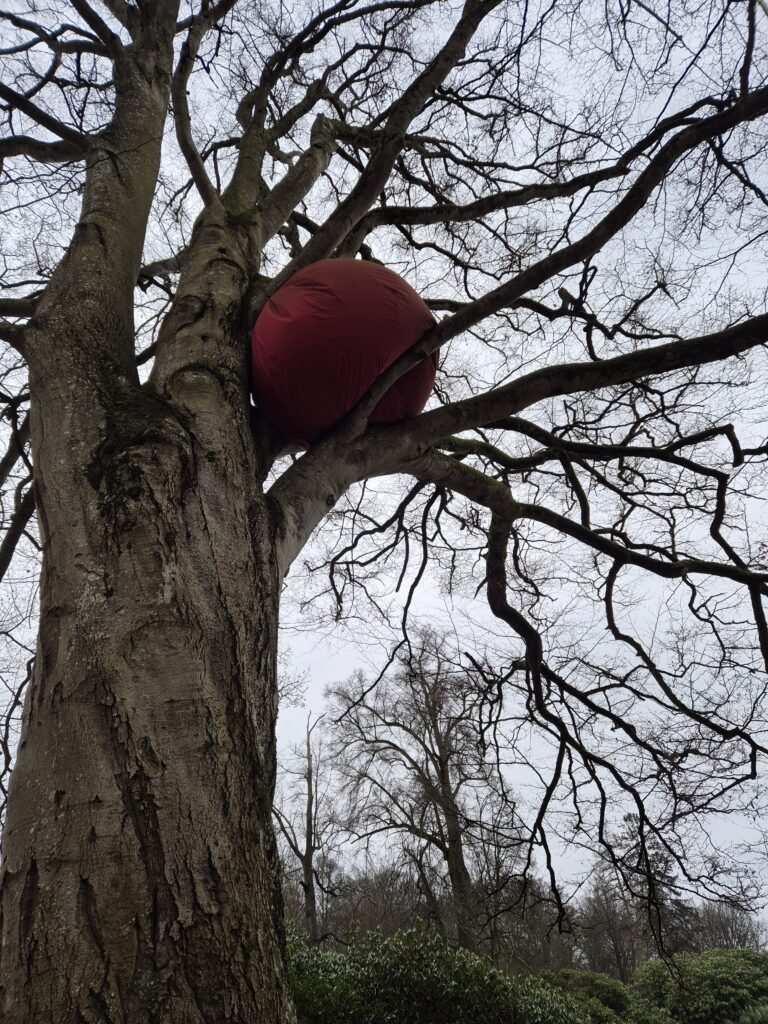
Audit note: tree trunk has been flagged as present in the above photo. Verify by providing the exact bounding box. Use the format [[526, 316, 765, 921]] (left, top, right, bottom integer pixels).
[[436, 752, 478, 954], [301, 857, 319, 946], [302, 725, 319, 944], [444, 811, 479, 954], [408, 848, 447, 940], [0, 358, 294, 1021]]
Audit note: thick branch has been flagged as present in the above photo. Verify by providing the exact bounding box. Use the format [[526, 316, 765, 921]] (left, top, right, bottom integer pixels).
[[68, 0, 124, 56], [0, 82, 88, 146], [270, 312, 768, 572], [99, 0, 138, 34], [0, 414, 30, 492], [0, 295, 40, 318], [407, 448, 767, 589], [256, 116, 340, 244], [0, 484, 34, 586], [171, 10, 227, 208], [23, 1, 182, 379], [0, 135, 86, 164], [390, 313, 768, 453], [0, 322, 23, 350], [297, 85, 768, 444]]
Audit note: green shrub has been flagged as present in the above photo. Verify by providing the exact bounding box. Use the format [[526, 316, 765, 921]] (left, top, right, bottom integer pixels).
[[626, 1005, 674, 1024], [286, 928, 582, 1024], [542, 968, 631, 1021], [632, 949, 768, 1024], [741, 1003, 768, 1024], [626, 999, 675, 1024], [577, 996, 621, 1023]]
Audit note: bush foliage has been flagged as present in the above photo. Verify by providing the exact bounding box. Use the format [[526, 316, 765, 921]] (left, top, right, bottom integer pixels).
[[632, 949, 768, 1024], [543, 968, 631, 1019], [287, 931, 767, 1024], [542, 967, 680, 1024], [286, 928, 581, 1024]]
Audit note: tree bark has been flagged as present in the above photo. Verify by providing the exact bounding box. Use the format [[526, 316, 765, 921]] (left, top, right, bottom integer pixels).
[[301, 728, 319, 945], [301, 856, 319, 947], [443, 804, 479, 954], [433, 717, 478, 953], [0, 348, 294, 1019]]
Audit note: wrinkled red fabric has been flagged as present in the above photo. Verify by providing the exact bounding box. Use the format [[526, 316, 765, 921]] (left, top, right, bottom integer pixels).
[[251, 259, 437, 446]]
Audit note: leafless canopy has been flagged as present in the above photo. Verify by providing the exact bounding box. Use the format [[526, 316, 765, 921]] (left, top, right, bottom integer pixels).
[[2, 0, 768, 915]]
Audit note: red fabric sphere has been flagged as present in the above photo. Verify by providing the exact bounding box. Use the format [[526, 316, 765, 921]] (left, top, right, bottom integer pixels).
[[251, 259, 437, 446]]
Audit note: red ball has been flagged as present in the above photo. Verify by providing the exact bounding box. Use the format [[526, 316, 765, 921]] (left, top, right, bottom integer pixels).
[[251, 259, 437, 446]]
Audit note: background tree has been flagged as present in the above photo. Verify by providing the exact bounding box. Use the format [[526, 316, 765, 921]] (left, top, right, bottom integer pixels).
[[577, 823, 765, 980], [576, 859, 652, 983], [693, 901, 766, 952], [274, 716, 344, 944], [275, 718, 764, 974], [329, 630, 525, 953], [1, 1, 768, 1021]]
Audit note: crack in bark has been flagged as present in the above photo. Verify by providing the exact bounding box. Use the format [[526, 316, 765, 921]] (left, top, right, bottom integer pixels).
[[17, 857, 38, 983], [98, 679, 187, 1019]]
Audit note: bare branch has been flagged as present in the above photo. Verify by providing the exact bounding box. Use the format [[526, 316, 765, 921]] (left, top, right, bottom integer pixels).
[[266, 0, 503, 278], [0, 82, 89, 147], [68, 0, 124, 56], [408, 448, 768, 590], [0, 483, 34, 586], [375, 313, 768, 468], [0, 414, 29, 492], [170, 10, 227, 208], [0, 135, 85, 164], [334, 88, 768, 442], [271, 313, 768, 569]]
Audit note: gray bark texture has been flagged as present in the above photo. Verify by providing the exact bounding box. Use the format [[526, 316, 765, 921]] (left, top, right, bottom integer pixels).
[[301, 730, 319, 946], [0, 6, 296, 1017], [0, 285, 294, 1021]]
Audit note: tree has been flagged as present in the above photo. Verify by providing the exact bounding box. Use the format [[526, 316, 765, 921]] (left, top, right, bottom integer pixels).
[[329, 631, 524, 953], [577, 815, 701, 980], [1, 1, 768, 1020], [274, 716, 343, 944], [577, 859, 651, 982], [693, 901, 765, 952]]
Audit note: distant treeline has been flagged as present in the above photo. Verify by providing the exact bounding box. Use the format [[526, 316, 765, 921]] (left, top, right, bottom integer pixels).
[[276, 634, 764, 979]]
